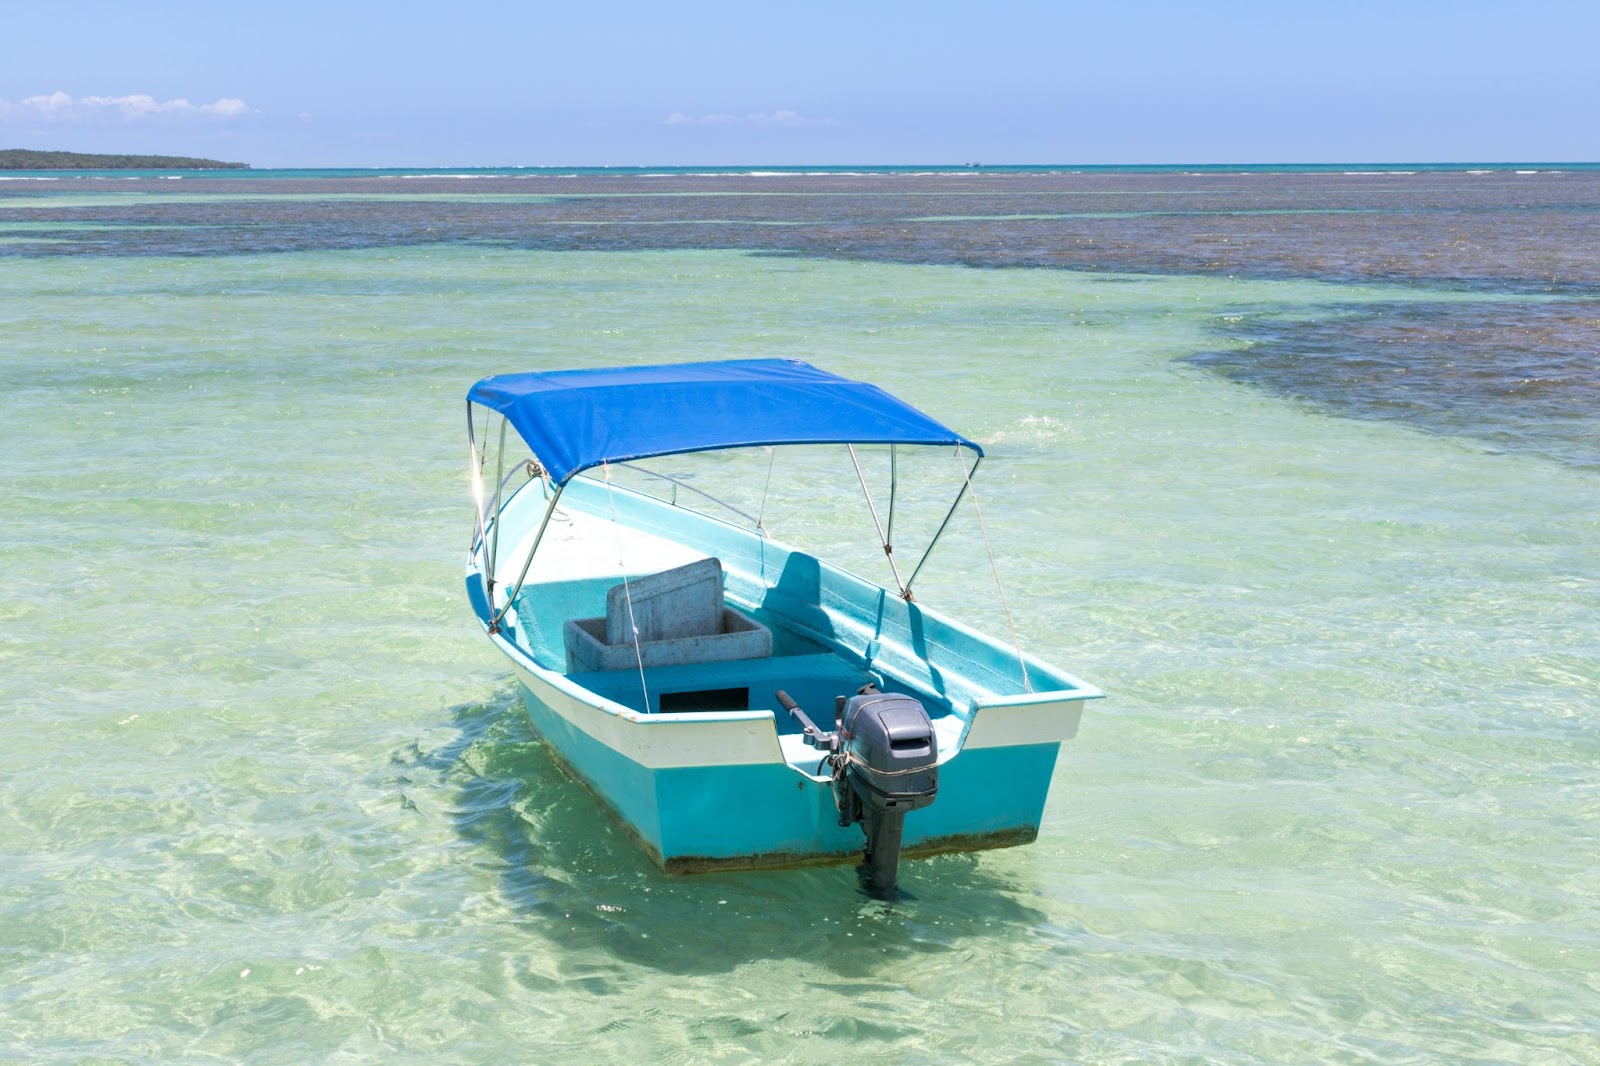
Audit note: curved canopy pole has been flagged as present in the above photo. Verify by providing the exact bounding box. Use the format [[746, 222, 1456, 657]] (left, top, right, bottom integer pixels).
[[848, 444, 910, 599], [489, 416, 509, 587], [487, 479, 564, 635], [468, 411, 997, 643], [862, 442, 1029, 688], [614, 461, 767, 532], [467, 401, 489, 559], [467, 402, 565, 635]]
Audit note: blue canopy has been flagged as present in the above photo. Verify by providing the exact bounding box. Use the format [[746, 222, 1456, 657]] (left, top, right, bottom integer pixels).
[[468, 358, 982, 485]]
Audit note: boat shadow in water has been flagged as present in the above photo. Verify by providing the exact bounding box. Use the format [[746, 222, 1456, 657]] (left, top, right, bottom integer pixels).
[[404, 690, 1056, 978]]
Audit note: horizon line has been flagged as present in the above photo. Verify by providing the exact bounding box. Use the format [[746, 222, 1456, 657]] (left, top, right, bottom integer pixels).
[[8, 158, 1600, 173]]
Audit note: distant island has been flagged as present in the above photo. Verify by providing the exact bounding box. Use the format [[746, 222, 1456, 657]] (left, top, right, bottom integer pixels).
[[0, 149, 247, 170]]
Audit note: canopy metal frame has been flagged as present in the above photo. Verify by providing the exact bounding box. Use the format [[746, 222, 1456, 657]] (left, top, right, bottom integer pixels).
[[468, 401, 985, 632]]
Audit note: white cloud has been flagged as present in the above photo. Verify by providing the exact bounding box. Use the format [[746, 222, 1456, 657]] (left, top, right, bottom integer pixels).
[[0, 91, 250, 122], [664, 109, 837, 129]]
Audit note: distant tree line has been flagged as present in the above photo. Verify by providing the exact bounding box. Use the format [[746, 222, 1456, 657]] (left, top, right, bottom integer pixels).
[[0, 149, 248, 170]]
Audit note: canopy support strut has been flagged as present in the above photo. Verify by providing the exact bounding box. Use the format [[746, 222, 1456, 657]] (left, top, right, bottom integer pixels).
[[904, 449, 982, 593], [488, 477, 563, 635], [848, 445, 910, 599]]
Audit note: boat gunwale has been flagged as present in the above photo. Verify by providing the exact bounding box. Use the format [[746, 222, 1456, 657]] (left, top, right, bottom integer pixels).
[[471, 472, 1103, 718]]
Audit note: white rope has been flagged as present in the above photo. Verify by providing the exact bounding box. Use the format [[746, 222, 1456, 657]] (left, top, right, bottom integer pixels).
[[754, 445, 777, 535], [840, 751, 936, 778], [954, 448, 1032, 693], [602, 463, 651, 712]]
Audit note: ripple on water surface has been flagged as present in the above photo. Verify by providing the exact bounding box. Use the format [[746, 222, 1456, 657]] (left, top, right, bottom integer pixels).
[[1, 199, 1597, 1061]]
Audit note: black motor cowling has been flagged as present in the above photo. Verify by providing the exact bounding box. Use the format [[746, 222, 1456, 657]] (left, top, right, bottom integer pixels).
[[840, 691, 938, 806], [837, 689, 938, 893], [775, 684, 940, 894]]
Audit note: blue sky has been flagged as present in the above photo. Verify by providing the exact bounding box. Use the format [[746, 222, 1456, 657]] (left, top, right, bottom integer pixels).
[[2, 0, 1596, 167]]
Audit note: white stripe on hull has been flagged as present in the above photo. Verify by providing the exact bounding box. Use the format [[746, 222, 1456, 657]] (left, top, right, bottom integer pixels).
[[498, 635, 1082, 771], [965, 697, 1084, 748], [503, 646, 785, 770]]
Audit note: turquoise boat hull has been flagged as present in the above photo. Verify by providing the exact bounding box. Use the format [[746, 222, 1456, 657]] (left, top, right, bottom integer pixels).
[[468, 474, 1101, 873]]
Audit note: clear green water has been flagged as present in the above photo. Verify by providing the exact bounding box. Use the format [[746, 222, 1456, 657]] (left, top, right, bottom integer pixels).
[[2, 247, 1596, 1062]]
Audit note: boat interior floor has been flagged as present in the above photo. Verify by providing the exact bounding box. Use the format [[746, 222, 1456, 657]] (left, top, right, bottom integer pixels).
[[500, 510, 968, 777]]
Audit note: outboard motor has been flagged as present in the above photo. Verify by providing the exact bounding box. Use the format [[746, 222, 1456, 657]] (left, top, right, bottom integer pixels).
[[838, 687, 939, 891], [776, 684, 939, 894]]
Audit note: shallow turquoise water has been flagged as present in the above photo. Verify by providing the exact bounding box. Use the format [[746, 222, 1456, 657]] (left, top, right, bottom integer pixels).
[[2, 246, 1597, 1062]]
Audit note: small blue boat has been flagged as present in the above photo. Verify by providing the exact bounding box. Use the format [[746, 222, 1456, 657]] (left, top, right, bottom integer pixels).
[[464, 359, 1101, 891]]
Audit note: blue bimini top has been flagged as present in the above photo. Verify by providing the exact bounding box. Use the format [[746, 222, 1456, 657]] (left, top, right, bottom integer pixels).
[[467, 358, 982, 485]]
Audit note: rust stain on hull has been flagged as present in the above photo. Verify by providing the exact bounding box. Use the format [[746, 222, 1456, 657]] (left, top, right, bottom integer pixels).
[[663, 826, 1039, 875]]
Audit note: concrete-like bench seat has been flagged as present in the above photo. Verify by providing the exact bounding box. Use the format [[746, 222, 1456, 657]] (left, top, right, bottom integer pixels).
[[562, 558, 773, 673]]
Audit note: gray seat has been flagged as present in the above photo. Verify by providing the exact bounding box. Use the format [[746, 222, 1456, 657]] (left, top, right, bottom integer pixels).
[[563, 558, 773, 672]]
